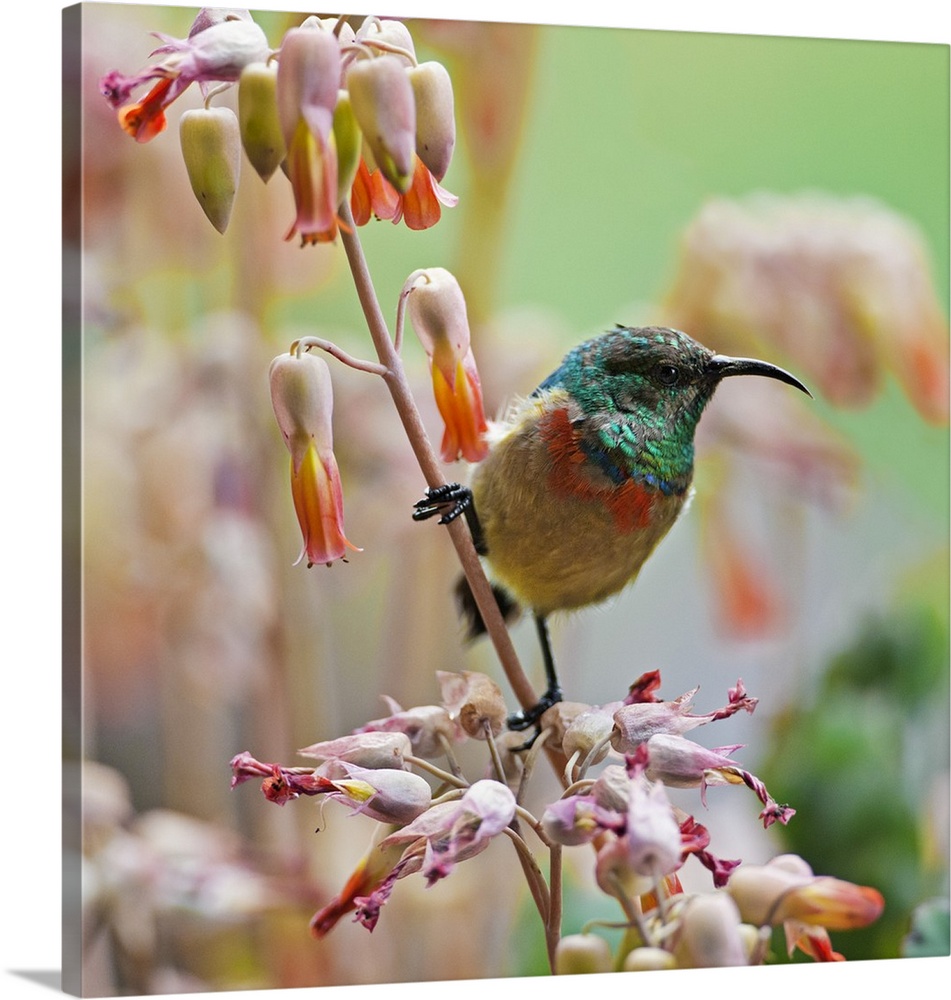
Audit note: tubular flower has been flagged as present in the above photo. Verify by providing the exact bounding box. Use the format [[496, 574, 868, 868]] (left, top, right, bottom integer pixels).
[[268, 350, 360, 567], [404, 268, 489, 463], [99, 10, 269, 142], [350, 153, 458, 230], [727, 854, 884, 961], [276, 26, 342, 245]]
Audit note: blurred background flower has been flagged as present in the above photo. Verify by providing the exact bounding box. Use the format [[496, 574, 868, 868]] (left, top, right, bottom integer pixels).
[[70, 4, 948, 992]]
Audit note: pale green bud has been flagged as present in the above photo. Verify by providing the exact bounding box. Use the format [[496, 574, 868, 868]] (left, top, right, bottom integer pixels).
[[408, 61, 455, 181], [238, 61, 286, 182], [179, 107, 240, 233], [621, 946, 676, 971], [553, 933, 613, 975], [673, 894, 748, 968], [332, 90, 361, 205]]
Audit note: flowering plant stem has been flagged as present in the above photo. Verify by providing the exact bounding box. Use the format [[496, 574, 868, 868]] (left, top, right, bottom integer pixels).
[[337, 203, 547, 735]]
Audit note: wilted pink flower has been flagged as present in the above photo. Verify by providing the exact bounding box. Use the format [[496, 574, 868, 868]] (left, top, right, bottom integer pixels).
[[404, 268, 489, 463], [354, 694, 464, 758], [229, 751, 334, 804], [318, 761, 433, 824], [645, 733, 795, 828], [100, 10, 269, 142], [678, 814, 741, 888], [310, 836, 408, 937], [612, 679, 758, 752], [437, 670, 506, 739], [268, 350, 360, 567], [379, 779, 516, 885]]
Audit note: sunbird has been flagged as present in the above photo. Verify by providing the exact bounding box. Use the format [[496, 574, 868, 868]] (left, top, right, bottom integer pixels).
[[414, 325, 811, 728]]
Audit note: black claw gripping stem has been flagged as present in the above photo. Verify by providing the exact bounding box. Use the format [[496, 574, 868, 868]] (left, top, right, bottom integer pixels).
[[412, 483, 488, 554]]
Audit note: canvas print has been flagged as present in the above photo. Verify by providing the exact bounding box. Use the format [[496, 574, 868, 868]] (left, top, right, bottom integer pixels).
[[64, 3, 950, 995]]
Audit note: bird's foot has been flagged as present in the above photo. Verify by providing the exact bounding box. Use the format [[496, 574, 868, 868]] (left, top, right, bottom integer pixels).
[[505, 684, 563, 734], [412, 483, 473, 526]]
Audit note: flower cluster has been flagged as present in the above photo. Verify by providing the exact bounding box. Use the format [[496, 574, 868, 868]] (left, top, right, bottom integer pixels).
[[231, 669, 882, 969], [100, 10, 458, 239], [268, 266, 489, 565]]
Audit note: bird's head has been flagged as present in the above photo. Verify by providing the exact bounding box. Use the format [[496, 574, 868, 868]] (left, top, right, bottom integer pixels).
[[554, 325, 810, 433]]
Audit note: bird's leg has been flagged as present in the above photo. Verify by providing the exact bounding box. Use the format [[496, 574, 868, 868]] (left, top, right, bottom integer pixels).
[[505, 614, 563, 732], [412, 483, 487, 554], [414, 487, 563, 734]]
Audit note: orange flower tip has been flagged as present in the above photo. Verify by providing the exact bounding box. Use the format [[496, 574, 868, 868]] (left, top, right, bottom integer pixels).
[[118, 104, 168, 142]]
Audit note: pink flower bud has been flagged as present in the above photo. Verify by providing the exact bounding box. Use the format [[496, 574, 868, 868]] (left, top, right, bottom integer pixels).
[[322, 763, 432, 825], [297, 732, 413, 770], [408, 61, 455, 181]]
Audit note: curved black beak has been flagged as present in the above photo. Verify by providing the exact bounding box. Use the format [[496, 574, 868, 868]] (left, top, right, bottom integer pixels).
[[707, 354, 812, 397]]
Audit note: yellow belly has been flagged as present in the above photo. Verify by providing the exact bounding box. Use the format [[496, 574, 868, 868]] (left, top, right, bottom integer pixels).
[[470, 403, 688, 616]]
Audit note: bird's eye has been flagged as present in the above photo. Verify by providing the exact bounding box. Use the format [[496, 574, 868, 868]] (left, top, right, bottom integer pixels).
[[655, 364, 680, 386]]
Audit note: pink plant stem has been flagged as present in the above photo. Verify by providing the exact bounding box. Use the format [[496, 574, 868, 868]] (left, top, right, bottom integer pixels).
[[337, 204, 539, 717]]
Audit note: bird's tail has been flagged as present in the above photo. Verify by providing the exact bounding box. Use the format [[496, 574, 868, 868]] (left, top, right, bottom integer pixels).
[[454, 573, 521, 641]]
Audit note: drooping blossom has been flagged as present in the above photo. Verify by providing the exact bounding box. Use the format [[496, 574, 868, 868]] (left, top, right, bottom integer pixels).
[[237, 60, 286, 182], [346, 54, 416, 193], [378, 779, 517, 886], [99, 10, 269, 142], [612, 678, 758, 752], [228, 752, 432, 824], [408, 61, 456, 182], [268, 349, 360, 567], [644, 733, 795, 829], [594, 772, 683, 904], [403, 268, 489, 463], [275, 25, 342, 245]]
